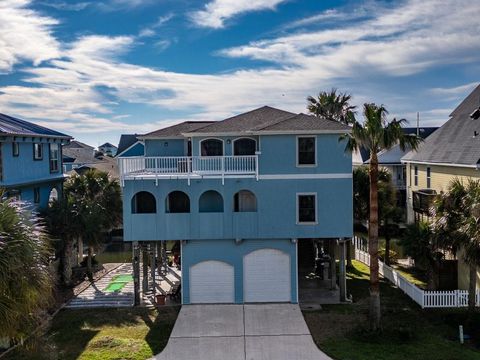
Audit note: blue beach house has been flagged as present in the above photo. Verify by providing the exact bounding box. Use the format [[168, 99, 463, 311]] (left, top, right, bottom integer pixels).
[[119, 106, 353, 304], [0, 113, 71, 209]]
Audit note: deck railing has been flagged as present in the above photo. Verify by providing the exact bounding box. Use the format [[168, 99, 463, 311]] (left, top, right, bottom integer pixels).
[[119, 155, 258, 182]]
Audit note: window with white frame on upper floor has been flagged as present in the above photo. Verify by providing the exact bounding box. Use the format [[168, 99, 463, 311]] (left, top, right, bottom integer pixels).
[[414, 166, 418, 186], [12, 142, 19, 157], [297, 193, 317, 224], [297, 136, 316, 166], [49, 143, 59, 173], [426, 167, 431, 188], [233, 138, 256, 156], [200, 139, 223, 156], [33, 143, 43, 160]]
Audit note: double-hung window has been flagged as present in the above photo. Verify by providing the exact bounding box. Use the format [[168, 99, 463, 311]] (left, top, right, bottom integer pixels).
[[297, 193, 317, 224], [297, 136, 316, 166], [414, 166, 418, 186], [33, 143, 43, 160], [49, 143, 59, 173], [426, 167, 431, 188]]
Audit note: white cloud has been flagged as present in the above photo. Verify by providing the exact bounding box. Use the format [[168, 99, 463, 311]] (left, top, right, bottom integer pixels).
[[138, 13, 174, 38], [0, 0, 60, 72], [190, 0, 288, 28], [39, 1, 91, 11], [1, 0, 480, 138], [430, 82, 479, 96]]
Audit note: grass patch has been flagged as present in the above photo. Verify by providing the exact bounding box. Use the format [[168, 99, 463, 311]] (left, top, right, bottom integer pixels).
[[5, 307, 180, 360], [304, 261, 480, 360]]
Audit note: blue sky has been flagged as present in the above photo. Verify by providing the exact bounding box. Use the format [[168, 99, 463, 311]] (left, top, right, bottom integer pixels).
[[0, 0, 479, 147]]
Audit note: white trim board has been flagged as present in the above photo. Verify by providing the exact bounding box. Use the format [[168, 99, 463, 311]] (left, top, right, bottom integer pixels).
[[259, 173, 351, 180]]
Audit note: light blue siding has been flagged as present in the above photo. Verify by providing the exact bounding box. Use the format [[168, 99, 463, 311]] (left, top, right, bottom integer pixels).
[[145, 139, 185, 156], [122, 176, 352, 241], [181, 239, 297, 304], [120, 142, 144, 157]]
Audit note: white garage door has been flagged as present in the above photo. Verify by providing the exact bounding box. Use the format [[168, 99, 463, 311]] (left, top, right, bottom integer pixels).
[[244, 248, 291, 303], [190, 260, 235, 303]]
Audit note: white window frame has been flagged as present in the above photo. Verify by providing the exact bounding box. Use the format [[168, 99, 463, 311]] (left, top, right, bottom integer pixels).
[[231, 137, 257, 156], [49, 143, 60, 173], [296, 192, 317, 225], [296, 135, 317, 167], [33, 143, 43, 160], [414, 166, 418, 186], [426, 167, 431, 188], [199, 137, 225, 157]]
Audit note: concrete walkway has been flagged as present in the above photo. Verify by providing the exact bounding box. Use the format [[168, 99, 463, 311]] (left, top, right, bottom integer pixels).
[[66, 263, 134, 308], [153, 304, 332, 360]]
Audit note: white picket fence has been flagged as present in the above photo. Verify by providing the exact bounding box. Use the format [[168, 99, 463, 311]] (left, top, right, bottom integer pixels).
[[353, 239, 479, 308]]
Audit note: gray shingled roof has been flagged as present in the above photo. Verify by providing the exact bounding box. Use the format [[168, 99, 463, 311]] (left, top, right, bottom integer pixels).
[[258, 113, 350, 132], [142, 121, 214, 138], [186, 106, 296, 134], [403, 84, 480, 166], [0, 113, 71, 138], [117, 134, 140, 154]]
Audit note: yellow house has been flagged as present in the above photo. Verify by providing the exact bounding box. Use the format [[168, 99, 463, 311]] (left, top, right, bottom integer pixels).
[[402, 84, 480, 290]]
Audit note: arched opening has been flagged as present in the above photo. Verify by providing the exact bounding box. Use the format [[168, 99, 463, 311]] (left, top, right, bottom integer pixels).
[[233, 138, 256, 156], [200, 138, 223, 156], [132, 191, 157, 214], [166, 191, 190, 213], [48, 187, 58, 204], [199, 190, 224, 213], [233, 190, 257, 212]]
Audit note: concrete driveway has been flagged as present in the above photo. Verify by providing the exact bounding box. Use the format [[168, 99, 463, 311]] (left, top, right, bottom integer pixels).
[[153, 304, 332, 360]]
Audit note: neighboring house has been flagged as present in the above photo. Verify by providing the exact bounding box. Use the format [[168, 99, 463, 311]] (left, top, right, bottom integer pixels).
[[371, 127, 437, 207], [119, 106, 353, 304], [63, 140, 119, 178], [0, 113, 71, 209], [98, 142, 118, 157], [116, 134, 144, 157], [402, 84, 480, 291]]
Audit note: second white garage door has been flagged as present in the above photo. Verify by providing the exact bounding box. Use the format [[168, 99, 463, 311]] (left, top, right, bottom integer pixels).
[[243, 248, 291, 303], [189, 260, 235, 303]]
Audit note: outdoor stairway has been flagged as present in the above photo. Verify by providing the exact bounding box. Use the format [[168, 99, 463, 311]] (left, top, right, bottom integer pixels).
[[66, 263, 134, 309]]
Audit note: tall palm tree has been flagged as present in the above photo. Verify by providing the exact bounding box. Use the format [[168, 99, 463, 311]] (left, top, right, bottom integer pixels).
[[307, 88, 356, 125], [344, 104, 422, 330], [433, 179, 480, 311], [0, 194, 53, 340]]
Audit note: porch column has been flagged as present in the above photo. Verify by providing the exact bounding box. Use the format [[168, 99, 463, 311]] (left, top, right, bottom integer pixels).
[[330, 240, 337, 290], [142, 245, 149, 294], [339, 238, 347, 302], [151, 243, 156, 299], [133, 242, 140, 306]]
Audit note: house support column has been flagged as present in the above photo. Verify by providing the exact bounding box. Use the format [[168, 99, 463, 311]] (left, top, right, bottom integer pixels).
[[142, 245, 149, 294], [133, 242, 140, 306], [339, 238, 347, 302], [151, 242, 156, 299], [330, 240, 337, 290]]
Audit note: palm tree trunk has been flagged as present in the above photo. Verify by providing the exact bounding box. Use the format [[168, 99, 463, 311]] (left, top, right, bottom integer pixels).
[[369, 155, 381, 331], [62, 237, 74, 286], [468, 262, 477, 311], [87, 246, 94, 282]]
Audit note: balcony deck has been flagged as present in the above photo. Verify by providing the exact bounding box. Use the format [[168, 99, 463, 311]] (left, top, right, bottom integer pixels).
[[119, 155, 258, 184]]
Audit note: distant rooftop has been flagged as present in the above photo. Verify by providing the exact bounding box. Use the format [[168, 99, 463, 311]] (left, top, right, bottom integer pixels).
[[0, 113, 71, 139], [99, 142, 117, 149]]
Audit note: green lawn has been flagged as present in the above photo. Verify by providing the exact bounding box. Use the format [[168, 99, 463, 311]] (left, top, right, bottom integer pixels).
[[6, 307, 180, 360], [303, 261, 480, 360]]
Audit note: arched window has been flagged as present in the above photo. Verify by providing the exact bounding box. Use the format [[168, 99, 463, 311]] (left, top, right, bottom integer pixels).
[[200, 138, 223, 156], [233, 138, 256, 156], [132, 191, 157, 213], [199, 190, 224, 213], [233, 190, 257, 212], [166, 191, 190, 213]]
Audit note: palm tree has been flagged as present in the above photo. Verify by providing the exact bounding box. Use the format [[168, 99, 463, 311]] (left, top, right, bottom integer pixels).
[[344, 104, 422, 330], [307, 88, 356, 125], [0, 194, 53, 340], [67, 170, 122, 280], [433, 179, 480, 311]]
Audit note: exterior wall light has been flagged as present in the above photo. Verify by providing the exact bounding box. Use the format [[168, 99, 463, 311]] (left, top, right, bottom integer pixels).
[[235, 238, 243, 244]]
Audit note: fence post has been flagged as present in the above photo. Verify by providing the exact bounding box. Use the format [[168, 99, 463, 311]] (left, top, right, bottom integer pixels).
[[454, 290, 458, 307]]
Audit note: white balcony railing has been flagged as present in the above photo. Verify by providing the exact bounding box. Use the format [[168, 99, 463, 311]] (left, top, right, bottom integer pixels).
[[119, 155, 258, 184]]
